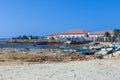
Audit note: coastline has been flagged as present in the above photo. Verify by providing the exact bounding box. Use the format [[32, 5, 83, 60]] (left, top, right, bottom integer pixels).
[[0, 47, 120, 80]]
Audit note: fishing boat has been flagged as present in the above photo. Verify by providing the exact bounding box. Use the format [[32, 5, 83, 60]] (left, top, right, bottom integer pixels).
[[75, 48, 96, 54], [89, 46, 103, 50], [58, 45, 70, 50], [95, 47, 113, 56], [110, 43, 120, 51], [76, 48, 88, 54]]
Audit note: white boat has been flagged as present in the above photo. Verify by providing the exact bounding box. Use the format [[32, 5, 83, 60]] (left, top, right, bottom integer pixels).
[[95, 48, 113, 56], [89, 46, 103, 50], [110, 43, 120, 50]]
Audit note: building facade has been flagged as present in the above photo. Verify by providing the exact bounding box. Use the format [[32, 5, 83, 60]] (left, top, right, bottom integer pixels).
[[89, 30, 114, 38], [46, 33, 59, 40], [59, 30, 88, 41], [46, 30, 114, 42], [89, 30, 114, 41]]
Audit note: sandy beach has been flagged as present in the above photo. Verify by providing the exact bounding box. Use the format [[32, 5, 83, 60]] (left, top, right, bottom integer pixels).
[[0, 58, 120, 80], [0, 49, 120, 80]]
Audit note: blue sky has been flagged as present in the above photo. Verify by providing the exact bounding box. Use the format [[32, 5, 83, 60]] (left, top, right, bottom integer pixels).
[[0, 0, 120, 38]]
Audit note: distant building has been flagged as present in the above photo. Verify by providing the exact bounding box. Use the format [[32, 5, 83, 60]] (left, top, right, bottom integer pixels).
[[46, 33, 59, 40], [89, 30, 114, 38], [46, 30, 114, 42], [59, 30, 88, 41]]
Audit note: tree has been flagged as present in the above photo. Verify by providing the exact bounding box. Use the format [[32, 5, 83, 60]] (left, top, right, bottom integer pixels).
[[33, 36, 39, 40], [28, 35, 33, 39], [114, 29, 120, 38], [22, 35, 28, 39], [17, 36, 22, 39], [104, 32, 111, 37], [12, 35, 40, 40]]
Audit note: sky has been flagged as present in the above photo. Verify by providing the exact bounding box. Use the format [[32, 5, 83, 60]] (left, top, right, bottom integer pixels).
[[0, 0, 120, 38]]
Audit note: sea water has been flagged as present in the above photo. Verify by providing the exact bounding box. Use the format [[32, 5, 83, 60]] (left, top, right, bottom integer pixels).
[[0, 41, 42, 49]]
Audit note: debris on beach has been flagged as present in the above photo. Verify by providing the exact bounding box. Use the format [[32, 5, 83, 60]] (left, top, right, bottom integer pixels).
[[0, 49, 88, 63]]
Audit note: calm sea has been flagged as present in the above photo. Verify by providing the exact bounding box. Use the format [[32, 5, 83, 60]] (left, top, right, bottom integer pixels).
[[0, 41, 42, 49], [0, 41, 85, 51]]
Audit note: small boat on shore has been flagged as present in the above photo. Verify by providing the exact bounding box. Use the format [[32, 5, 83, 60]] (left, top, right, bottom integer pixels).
[[94, 47, 113, 58], [110, 43, 120, 51], [75, 48, 96, 54], [89, 46, 103, 50], [76, 49, 87, 54], [58, 46, 70, 50]]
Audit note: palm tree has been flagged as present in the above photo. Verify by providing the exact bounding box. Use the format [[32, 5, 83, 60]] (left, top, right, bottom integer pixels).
[[114, 29, 120, 38], [113, 29, 120, 42]]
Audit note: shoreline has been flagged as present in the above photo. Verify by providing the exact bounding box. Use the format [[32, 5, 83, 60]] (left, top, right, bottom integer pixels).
[[0, 48, 120, 64], [0, 48, 120, 80]]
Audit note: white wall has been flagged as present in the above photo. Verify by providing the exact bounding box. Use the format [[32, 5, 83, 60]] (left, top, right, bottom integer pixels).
[[89, 34, 114, 38], [89, 34, 104, 38], [59, 34, 86, 38], [47, 36, 59, 40]]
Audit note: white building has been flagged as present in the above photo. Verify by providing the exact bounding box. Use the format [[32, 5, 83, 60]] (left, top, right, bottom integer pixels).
[[59, 30, 88, 40], [89, 30, 114, 38], [46, 33, 59, 40], [89, 30, 114, 41]]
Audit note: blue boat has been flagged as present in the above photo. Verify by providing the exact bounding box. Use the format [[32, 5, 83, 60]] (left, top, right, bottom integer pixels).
[[58, 46, 70, 50], [75, 48, 96, 54], [76, 49, 88, 54], [111, 43, 120, 50]]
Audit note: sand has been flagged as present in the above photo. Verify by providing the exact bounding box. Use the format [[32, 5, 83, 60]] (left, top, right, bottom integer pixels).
[[0, 48, 120, 80], [0, 59, 120, 80]]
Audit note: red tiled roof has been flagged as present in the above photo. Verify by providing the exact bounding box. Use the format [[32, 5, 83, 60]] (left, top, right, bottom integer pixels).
[[92, 31, 105, 35], [91, 30, 113, 35], [106, 30, 114, 34], [61, 30, 88, 34], [47, 33, 58, 36]]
